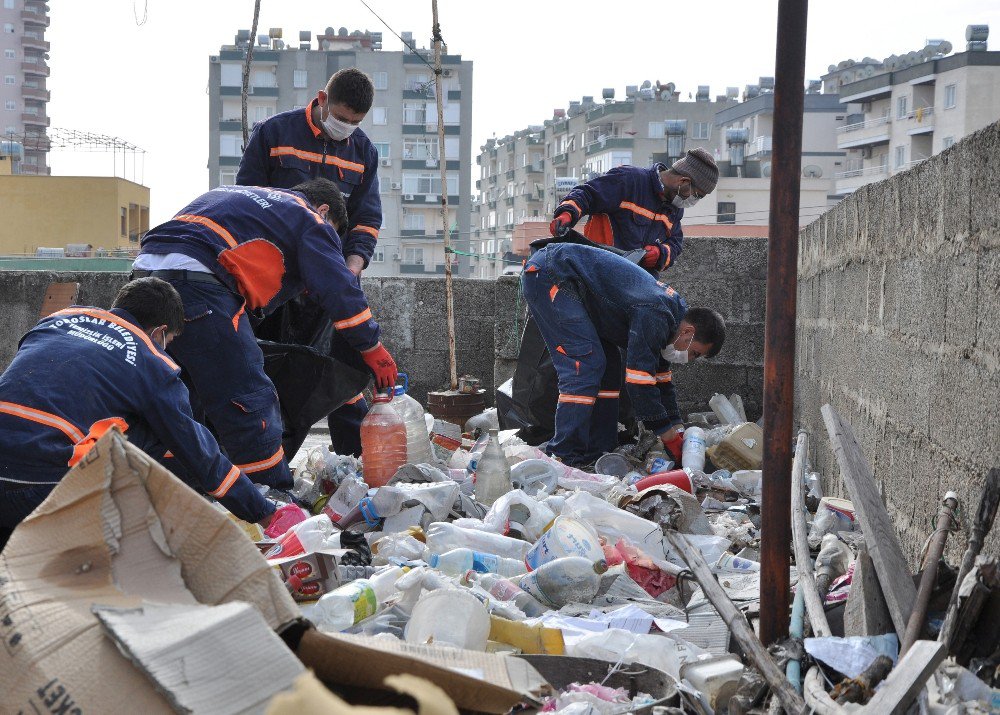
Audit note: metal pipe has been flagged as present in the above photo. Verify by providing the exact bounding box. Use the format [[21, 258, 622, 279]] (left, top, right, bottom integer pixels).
[[759, 0, 809, 645], [790, 430, 833, 637], [786, 580, 805, 693], [900, 492, 959, 655]]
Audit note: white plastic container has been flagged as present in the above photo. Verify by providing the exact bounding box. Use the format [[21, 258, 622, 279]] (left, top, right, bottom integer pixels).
[[679, 655, 744, 710], [424, 521, 532, 561], [715, 552, 761, 573], [390, 375, 434, 466], [709, 393, 742, 425], [681, 426, 707, 472], [404, 588, 491, 650], [524, 515, 604, 571], [428, 547, 527, 578]]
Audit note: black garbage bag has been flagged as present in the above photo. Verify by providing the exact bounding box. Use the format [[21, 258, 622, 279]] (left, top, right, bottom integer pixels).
[[258, 339, 370, 458], [506, 314, 559, 445]]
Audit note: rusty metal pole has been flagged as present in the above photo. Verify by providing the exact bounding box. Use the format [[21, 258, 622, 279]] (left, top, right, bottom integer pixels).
[[759, 0, 809, 646]]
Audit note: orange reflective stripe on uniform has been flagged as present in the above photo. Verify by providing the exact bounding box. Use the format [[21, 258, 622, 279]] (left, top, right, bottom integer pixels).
[[237, 446, 285, 474], [268, 147, 365, 174], [525, 264, 540, 273], [173, 213, 239, 249], [333, 307, 373, 330], [69, 417, 129, 467], [0, 401, 85, 443], [345, 393, 365, 405], [353, 225, 379, 239], [618, 201, 674, 232], [558, 394, 596, 405], [656, 371, 673, 383], [50, 308, 180, 371], [559, 200, 582, 216], [597, 390, 621, 399], [232, 302, 246, 332], [625, 369, 656, 385], [549, 284, 559, 301], [209, 466, 242, 498]]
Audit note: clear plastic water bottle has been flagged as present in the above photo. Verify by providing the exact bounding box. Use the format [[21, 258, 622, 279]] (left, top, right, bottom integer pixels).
[[390, 374, 434, 466], [518, 556, 608, 608], [360, 391, 407, 488], [474, 428, 512, 507], [424, 521, 532, 561], [709, 393, 742, 425], [463, 571, 549, 617], [313, 566, 404, 632], [428, 547, 526, 578], [682, 425, 707, 472]]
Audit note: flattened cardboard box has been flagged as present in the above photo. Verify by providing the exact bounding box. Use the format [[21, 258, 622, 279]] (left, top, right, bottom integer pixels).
[[0, 429, 302, 714]]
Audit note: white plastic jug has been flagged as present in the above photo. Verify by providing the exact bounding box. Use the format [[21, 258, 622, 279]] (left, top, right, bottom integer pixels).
[[404, 588, 491, 650], [391, 374, 435, 465]]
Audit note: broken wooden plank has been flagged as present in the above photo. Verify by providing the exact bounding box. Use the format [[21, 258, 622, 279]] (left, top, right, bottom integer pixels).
[[844, 544, 894, 637], [821, 404, 916, 639], [858, 640, 945, 715], [664, 529, 807, 715], [790, 430, 832, 637]]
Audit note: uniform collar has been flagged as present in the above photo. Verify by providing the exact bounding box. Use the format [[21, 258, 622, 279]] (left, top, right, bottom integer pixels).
[[652, 163, 668, 198], [305, 98, 323, 138]]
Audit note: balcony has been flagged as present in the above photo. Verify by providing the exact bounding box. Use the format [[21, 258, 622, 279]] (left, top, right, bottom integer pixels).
[[900, 106, 935, 135], [21, 36, 49, 52], [399, 263, 428, 274], [22, 113, 49, 127], [584, 136, 633, 155], [839, 73, 892, 103], [21, 9, 50, 27], [836, 116, 891, 149], [22, 61, 50, 77], [402, 124, 461, 136], [585, 102, 635, 122], [20, 86, 50, 101], [833, 164, 889, 194], [219, 85, 278, 97], [526, 162, 543, 175], [552, 152, 568, 165], [746, 135, 772, 157]]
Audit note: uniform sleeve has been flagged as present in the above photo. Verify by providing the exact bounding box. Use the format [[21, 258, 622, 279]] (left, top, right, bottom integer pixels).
[[655, 358, 683, 428], [624, 308, 679, 435], [145, 372, 274, 523], [556, 167, 635, 222], [342, 142, 383, 266], [297, 221, 382, 352], [662, 211, 684, 270], [235, 121, 272, 187]]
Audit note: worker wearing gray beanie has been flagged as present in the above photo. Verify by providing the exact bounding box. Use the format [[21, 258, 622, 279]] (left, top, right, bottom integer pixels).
[[670, 148, 719, 198]]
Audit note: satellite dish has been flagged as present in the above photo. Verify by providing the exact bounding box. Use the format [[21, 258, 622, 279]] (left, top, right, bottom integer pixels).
[[641, 79, 652, 89], [803, 164, 823, 178], [761, 162, 772, 178], [939, 40, 953, 54], [338, 27, 349, 36]]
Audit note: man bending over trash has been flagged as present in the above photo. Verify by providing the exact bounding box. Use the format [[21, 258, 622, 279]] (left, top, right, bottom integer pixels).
[[522, 243, 725, 467], [0, 278, 276, 539]]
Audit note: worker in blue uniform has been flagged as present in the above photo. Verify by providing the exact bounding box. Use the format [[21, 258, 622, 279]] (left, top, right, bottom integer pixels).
[[521, 243, 725, 467], [550, 148, 719, 272], [0, 278, 276, 539], [237, 67, 380, 456], [133, 178, 397, 491]]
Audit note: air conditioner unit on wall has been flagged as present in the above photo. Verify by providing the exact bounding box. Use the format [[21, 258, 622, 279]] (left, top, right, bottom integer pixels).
[[404, 194, 415, 200], [442, 69, 453, 78], [380, 158, 391, 167], [861, 147, 873, 159], [390, 181, 402, 190]]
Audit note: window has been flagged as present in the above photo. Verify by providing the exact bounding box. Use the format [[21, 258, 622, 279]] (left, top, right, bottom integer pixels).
[[253, 105, 274, 123], [220, 63, 241, 86], [894, 145, 906, 169], [373, 71, 388, 90], [403, 213, 425, 231], [371, 107, 388, 125], [371, 249, 385, 263], [506, 208, 514, 226], [403, 102, 426, 124], [403, 139, 437, 160], [401, 172, 458, 196], [404, 247, 424, 265], [2, 1, 13, 9], [693, 122, 711, 140], [2, 23, 14, 34], [942, 136, 955, 149], [4, 100, 15, 111], [219, 170, 236, 185], [121, 208, 128, 236], [445, 136, 459, 160], [717, 202, 736, 224], [3, 75, 13, 85], [666, 135, 684, 158], [293, 70, 308, 89], [252, 69, 275, 88], [944, 84, 957, 109], [374, 142, 390, 159], [220, 134, 240, 157], [896, 95, 908, 118], [3, 49, 14, 59]]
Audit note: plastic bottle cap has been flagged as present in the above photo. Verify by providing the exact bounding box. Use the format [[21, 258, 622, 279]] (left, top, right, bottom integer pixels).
[[593, 559, 609, 575], [428, 553, 440, 567]]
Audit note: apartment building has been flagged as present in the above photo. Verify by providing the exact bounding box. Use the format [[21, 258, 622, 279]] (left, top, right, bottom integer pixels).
[[207, 27, 473, 278], [829, 27, 1000, 196], [0, 0, 50, 175]]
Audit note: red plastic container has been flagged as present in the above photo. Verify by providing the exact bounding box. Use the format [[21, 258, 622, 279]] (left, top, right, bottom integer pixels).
[[633, 469, 694, 494]]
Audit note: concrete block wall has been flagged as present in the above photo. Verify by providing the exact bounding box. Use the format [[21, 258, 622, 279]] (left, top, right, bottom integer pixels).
[[796, 120, 1000, 565]]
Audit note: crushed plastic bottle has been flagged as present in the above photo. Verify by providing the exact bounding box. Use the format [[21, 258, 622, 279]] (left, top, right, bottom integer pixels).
[[313, 566, 405, 632], [709, 393, 742, 425], [424, 521, 532, 561], [264, 513, 341, 559], [390, 374, 435, 466], [519, 556, 608, 608], [682, 426, 707, 472], [360, 392, 407, 488], [462, 571, 549, 618], [474, 428, 512, 507], [428, 547, 527, 578]]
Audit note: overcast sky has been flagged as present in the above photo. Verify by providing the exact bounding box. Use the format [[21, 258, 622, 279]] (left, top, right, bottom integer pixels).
[[46, 0, 1000, 224]]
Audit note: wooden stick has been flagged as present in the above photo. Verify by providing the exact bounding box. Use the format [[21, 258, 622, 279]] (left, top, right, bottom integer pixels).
[[790, 430, 832, 637], [857, 640, 945, 715], [664, 530, 807, 714], [939, 468, 1000, 649], [821, 405, 916, 638]]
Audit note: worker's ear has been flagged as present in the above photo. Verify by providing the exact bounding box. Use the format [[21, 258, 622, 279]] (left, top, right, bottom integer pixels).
[[147, 325, 169, 350], [316, 203, 330, 220], [316, 89, 328, 109]]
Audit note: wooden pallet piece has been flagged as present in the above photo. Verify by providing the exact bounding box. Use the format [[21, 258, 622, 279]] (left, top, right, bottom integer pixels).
[[843, 544, 894, 637], [857, 640, 945, 715]]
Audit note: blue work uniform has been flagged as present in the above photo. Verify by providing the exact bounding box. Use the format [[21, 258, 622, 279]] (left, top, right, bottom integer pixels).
[[0, 307, 273, 530], [556, 164, 684, 272], [521, 244, 686, 466], [138, 186, 382, 488], [236, 98, 382, 456]]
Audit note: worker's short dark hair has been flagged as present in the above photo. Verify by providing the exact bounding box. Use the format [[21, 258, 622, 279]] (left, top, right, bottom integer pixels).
[[326, 68, 374, 113], [291, 178, 348, 233], [113, 277, 185, 335], [685, 307, 726, 358]]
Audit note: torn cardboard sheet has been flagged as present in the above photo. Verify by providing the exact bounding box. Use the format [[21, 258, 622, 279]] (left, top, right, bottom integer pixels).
[[94, 602, 304, 715], [0, 429, 301, 714], [297, 629, 549, 714]]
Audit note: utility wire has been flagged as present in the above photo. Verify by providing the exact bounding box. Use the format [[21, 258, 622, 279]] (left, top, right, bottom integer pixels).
[[356, 0, 440, 76]]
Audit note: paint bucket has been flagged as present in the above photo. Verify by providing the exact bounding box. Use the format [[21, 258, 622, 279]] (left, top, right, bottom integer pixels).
[[524, 515, 603, 571]]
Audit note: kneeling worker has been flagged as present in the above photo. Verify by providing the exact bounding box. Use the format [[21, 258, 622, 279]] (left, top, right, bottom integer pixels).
[[133, 178, 397, 490], [521, 243, 725, 467], [0, 278, 275, 538]]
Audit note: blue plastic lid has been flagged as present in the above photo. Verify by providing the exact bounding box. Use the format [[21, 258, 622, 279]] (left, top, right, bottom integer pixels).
[[427, 553, 440, 567]]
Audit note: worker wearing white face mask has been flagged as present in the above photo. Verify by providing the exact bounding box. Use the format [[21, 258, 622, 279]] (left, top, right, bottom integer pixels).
[[549, 148, 719, 274]]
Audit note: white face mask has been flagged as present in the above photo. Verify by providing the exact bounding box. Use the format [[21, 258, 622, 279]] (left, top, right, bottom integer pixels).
[[672, 194, 701, 210], [661, 332, 693, 364], [322, 112, 356, 141]]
